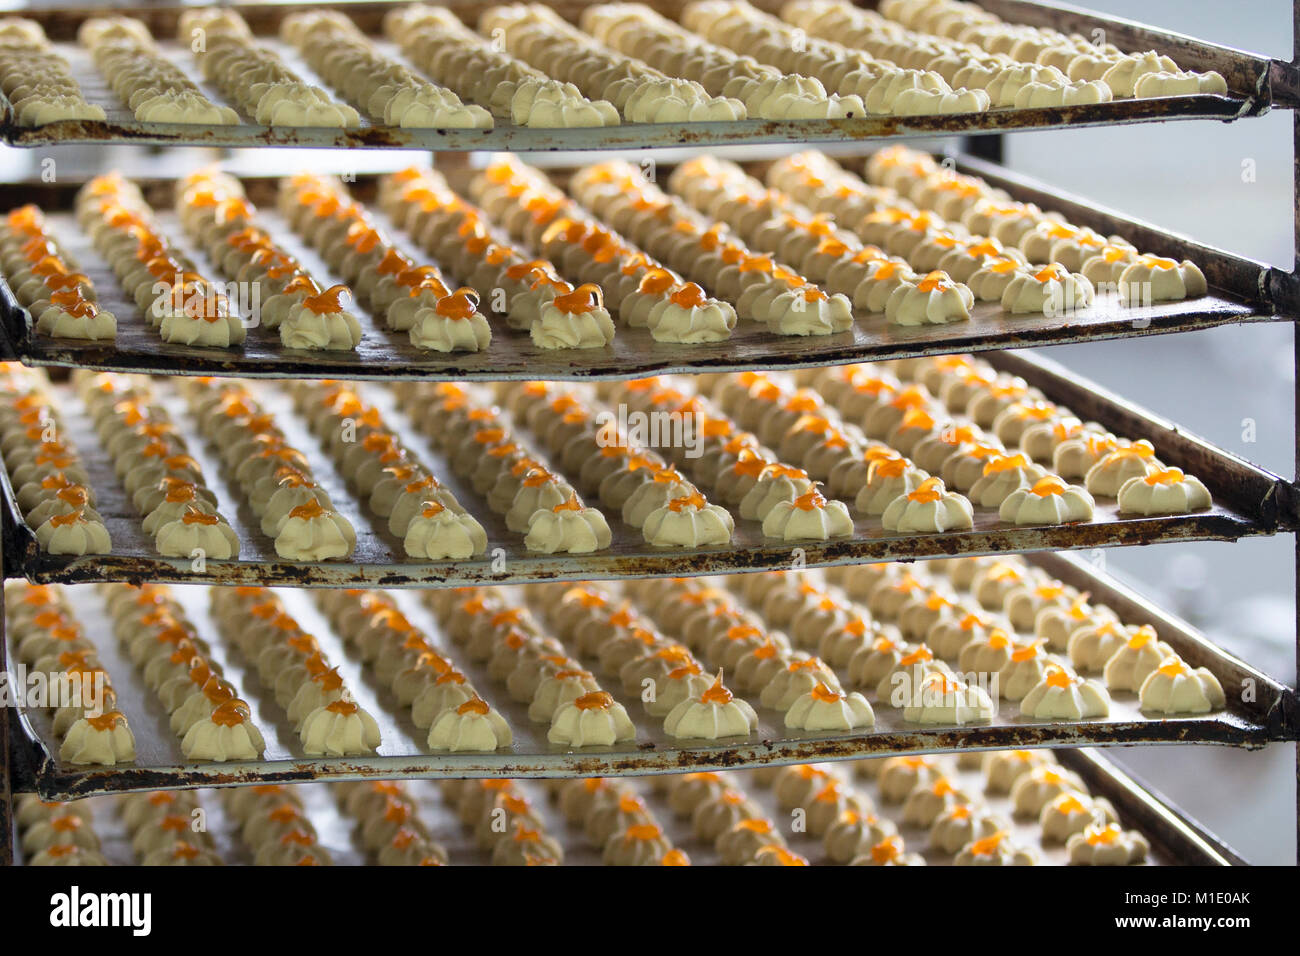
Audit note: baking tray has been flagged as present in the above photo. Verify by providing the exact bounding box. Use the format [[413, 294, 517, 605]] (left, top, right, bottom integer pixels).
[[0, 160, 1284, 384], [1, 349, 1288, 589], [10, 747, 1245, 864], [5, 550, 1291, 801], [0, 1, 1280, 152]]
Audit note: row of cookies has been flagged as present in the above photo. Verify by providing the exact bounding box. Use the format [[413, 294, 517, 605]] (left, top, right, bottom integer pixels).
[[548, 778, 690, 864], [482, 4, 747, 122], [77, 372, 240, 559], [564, 160, 857, 336], [290, 381, 487, 560], [220, 784, 334, 865], [179, 8, 359, 128], [602, 376, 860, 539], [209, 586, 381, 756], [118, 790, 223, 865], [15, 795, 108, 866], [470, 156, 738, 344], [277, 173, 492, 352], [383, 4, 621, 128], [182, 377, 356, 560], [6, 582, 136, 765], [631, 576, 874, 734], [869, 0, 1226, 98], [102, 582, 265, 761], [685, 0, 997, 115], [0, 17, 106, 126], [379, 166, 616, 350], [424, 585, 637, 747], [529, 579, 761, 739], [334, 781, 449, 864], [0, 366, 111, 554], [582, 2, 867, 120], [79, 16, 239, 125], [316, 588, 513, 752], [854, 147, 1206, 302], [500, 381, 736, 547], [74, 174, 246, 347], [442, 779, 567, 864], [0, 205, 115, 340], [280, 11, 491, 129], [671, 154, 988, 323], [174, 168, 362, 350], [400, 381, 613, 553], [882, 354, 1213, 513]]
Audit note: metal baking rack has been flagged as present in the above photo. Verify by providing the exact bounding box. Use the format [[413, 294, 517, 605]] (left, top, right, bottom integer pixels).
[[0, 161, 1284, 381], [0, 0, 1287, 151], [0, 0, 1297, 866]]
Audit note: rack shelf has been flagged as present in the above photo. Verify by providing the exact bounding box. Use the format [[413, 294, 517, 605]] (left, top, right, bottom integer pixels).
[[0, 157, 1285, 382], [14, 749, 1246, 865], [6, 552, 1292, 801], [0, 0, 1284, 152], [3, 350, 1288, 588], [0, 0, 1297, 869]]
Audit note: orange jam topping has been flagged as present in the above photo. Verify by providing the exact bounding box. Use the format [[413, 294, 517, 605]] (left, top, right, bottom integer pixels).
[[810, 682, 843, 704], [1086, 823, 1123, 845], [574, 690, 614, 711], [1010, 641, 1044, 662], [669, 282, 708, 308], [898, 646, 934, 666], [982, 452, 1030, 475], [906, 476, 944, 503], [700, 672, 733, 705], [435, 287, 479, 319], [791, 489, 827, 511], [211, 699, 252, 726], [968, 831, 1008, 856], [326, 699, 359, 716], [551, 283, 604, 315], [1044, 667, 1075, 689], [288, 499, 327, 521], [86, 710, 126, 731], [1156, 657, 1189, 678], [1029, 476, 1068, 497], [1144, 467, 1185, 486], [1127, 625, 1157, 649], [303, 284, 349, 315], [455, 695, 491, 717]]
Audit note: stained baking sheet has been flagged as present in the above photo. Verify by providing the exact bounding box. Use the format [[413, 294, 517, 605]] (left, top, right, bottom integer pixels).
[[6, 549, 1290, 801], [1, 347, 1287, 588], [0, 1, 1276, 151], [0, 159, 1284, 383], [11, 747, 1243, 864]]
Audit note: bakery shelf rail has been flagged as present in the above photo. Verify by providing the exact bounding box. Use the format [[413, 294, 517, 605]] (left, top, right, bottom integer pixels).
[[0, 0, 1285, 151], [0, 157, 1287, 381], [1, 350, 1290, 588], [3, 552, 1293, 802]]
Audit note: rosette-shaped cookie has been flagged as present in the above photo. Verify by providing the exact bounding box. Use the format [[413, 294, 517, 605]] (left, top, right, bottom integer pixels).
[[1020, 665, 1111, 719], [664, 672, 758, 739], [548, 690, 636, 746], [1103, 625, 1176, 692], [1067, 823, 1149, 865], [761, 488, 853, 540], [1000, 264, 1094, 315], [885, 270, 973, 325], [403, 501, 489, 560], [181, 699, 266, 760], [1117, 255, 1207, 303], [427, 695, 513, 751], [300, 698, 381, 755], [273, 499, 355, 561], [881, 476, 973, 532], [784, 682, 875, 731], [532, 282, 616, 349], [954, 830, 1037, 866], [999, 475, 1095, 525], [643, 491, 735, 547], [523, 493, 612, 554], [1137, 656, 1226, 714], [1117, 467, 1212, 515], [59, 710, 136, 765], [929, 804, 1007, 854], [901, 672, 996, 725]]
